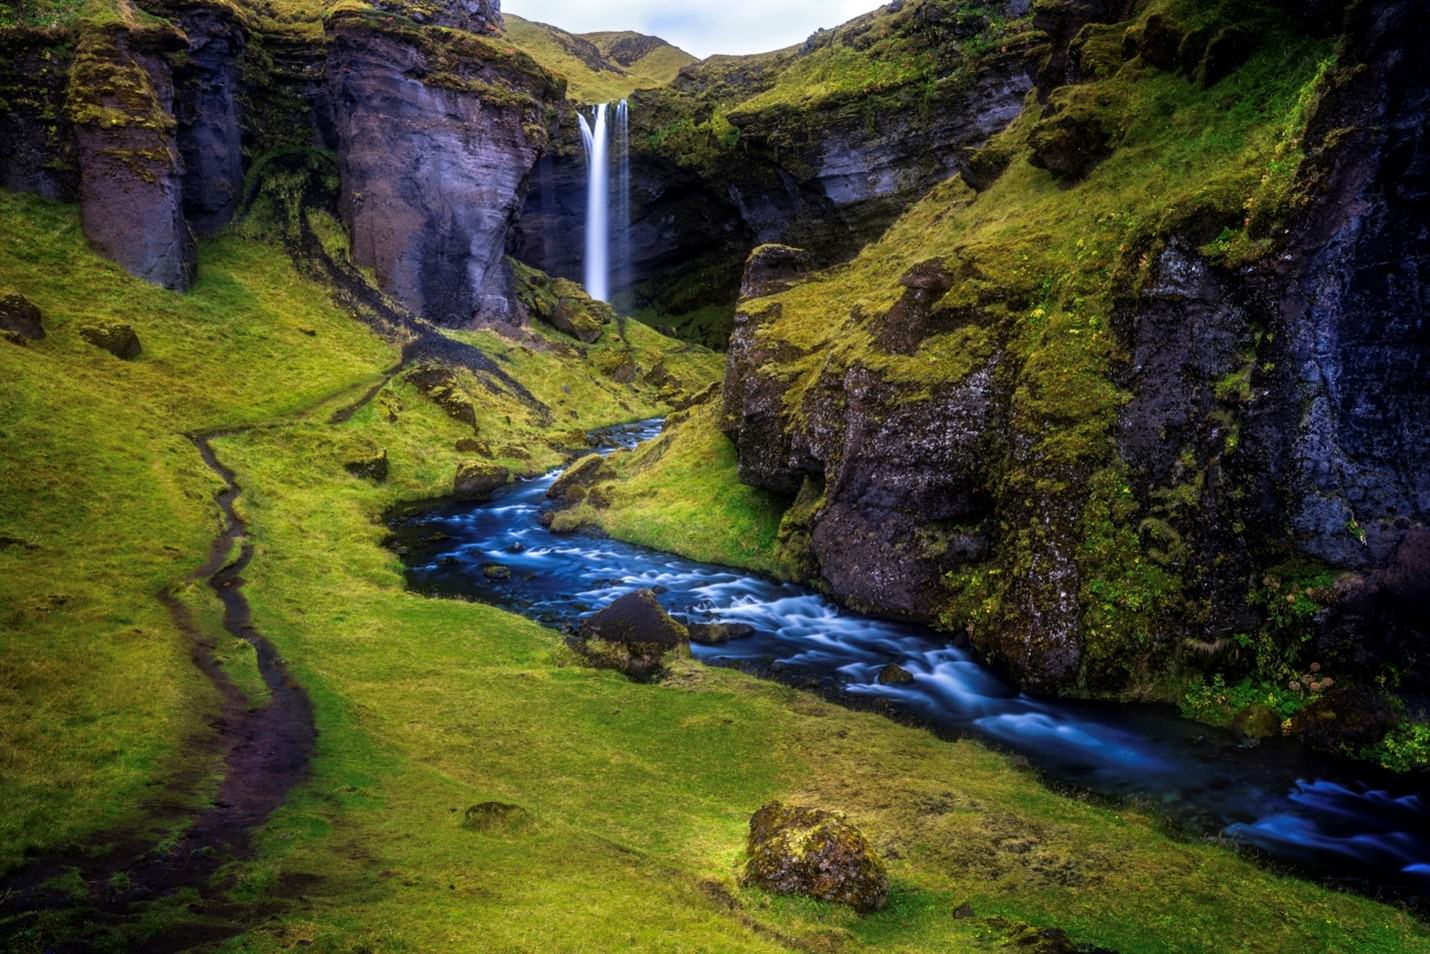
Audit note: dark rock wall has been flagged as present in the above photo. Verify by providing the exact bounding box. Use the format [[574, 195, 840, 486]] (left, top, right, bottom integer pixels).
[[69, 26, 196, 291], [327, 15, 559, 326], [172, 7, 246, 235], [721, 0, 1430, 693]]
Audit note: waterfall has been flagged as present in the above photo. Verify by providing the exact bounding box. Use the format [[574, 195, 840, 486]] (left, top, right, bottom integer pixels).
[[577, 103, 609, 303], [576, 100, 630, 306]]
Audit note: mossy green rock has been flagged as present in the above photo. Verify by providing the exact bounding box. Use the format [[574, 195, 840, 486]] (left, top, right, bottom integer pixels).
[[78, 320, 141, 360], [452, 461, 510, 500], [742, 801, 888, 913], [0, 291, 44, 344], [344, 449, 389, 483]]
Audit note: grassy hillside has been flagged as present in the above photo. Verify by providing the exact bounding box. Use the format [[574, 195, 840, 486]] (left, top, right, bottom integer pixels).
[[503, 14, 695, 103], [3, 184, 1427, 951]]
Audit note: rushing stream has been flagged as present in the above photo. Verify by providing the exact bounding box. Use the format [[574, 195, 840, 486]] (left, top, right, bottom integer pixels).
[[388, 419, 1430, 901]]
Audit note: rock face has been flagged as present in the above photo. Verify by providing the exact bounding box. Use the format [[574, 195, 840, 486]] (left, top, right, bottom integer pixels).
[[70, 26, 196, 291], [720, 0, 1430, 694], [328, 10, 561, 326], [742, 802, 888, 912], [171, 7, 246, 236]]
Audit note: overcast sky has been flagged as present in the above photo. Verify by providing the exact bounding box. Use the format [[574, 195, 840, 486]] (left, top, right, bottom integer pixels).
[[502, 0, 885, 59]]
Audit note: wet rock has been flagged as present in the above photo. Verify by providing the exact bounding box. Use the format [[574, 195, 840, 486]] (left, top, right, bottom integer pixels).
[[571, 589, 690, 681], [742, 801, 888, 912], [877, 663, 914, 686], [482, 564, 512, 580], [740, 244, 812, 300], [461, 801, 534, 834], [1290, 686, 1395, 756], [1028, 100, 1112, 183], [547, 454, 610, 505], [688, 622, 756, 645], [453, 461, 510, 500], [79, 321, 142, 360], [0, 292, 44, 344], [344, 449, 389, 482]]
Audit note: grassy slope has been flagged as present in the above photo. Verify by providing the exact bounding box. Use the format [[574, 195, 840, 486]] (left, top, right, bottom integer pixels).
[[551, 399, 796, 577], [1, 196, 1427, 950], [502, 14, 695, 103]]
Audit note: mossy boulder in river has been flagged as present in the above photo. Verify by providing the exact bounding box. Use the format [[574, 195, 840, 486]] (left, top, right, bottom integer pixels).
[[571, 589, 689, 682], [742, 801, 888, 912]]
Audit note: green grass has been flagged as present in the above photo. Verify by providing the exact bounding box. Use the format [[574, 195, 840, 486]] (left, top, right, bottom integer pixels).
[[552, 399, 797, 577], [502, 14, 695, 103]]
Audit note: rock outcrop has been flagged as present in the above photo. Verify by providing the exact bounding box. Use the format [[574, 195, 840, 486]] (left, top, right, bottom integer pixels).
[[328, 9, 561, 327], [79, 320, 143, 360], [720, 0, 1430, 694], [0, 292, 45, 345], [70, 25, 196, 290]]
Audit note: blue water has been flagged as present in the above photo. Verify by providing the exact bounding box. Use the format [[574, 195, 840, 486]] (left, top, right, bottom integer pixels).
[[388, 419, 1429, 900]]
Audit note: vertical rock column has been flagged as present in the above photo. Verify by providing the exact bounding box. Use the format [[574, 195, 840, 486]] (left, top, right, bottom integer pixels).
[[327, 9, 560, 326], [67, 25, 196, 291]]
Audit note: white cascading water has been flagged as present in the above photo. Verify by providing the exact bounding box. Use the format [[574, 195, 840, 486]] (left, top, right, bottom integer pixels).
[[576, 100, 630, 305], [577, 103, 609, 302]]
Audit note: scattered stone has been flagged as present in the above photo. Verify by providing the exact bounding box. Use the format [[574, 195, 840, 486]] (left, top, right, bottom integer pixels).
[[953, 901, 976, 919], [453, 461, 510, 500], [570, 589, 690, 681], [877, 663, 915, 686], [688, 622, 756, 646], [344, 448, 389, 483], [742, 801, 889, 912], [482, 564, 512, 580], [78, 320, 141, 360], [455, 436, 490, 454], [0, 291, 44, 344], [460, 801, 534, 834]]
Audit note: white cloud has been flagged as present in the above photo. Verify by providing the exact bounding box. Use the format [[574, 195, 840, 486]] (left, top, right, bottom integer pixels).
[[502, 0, 885, 58]]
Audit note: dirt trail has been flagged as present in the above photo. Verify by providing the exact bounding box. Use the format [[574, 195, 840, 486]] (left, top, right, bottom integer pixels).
[[0, 378, 394, 950]]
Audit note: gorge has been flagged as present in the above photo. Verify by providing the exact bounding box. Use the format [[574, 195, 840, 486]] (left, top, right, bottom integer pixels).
[[1, 0, 1428, 950]]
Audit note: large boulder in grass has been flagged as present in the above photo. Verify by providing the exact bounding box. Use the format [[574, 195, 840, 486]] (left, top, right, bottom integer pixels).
[[572, 589, 689, 681], [79, 320, 142, 360], [0, 292, 44, 344], [1027, 102, 1111, 183], [742, 802, 889, 912], [453, 461, 510, 500]]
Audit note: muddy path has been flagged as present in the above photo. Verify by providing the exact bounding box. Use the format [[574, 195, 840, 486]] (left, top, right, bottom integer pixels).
[[0, 376, 396, 950]]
